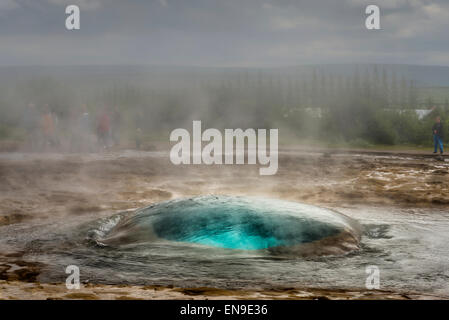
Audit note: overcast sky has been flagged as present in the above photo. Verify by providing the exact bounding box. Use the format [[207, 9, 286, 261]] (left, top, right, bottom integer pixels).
[[0, 0, 448, 67]]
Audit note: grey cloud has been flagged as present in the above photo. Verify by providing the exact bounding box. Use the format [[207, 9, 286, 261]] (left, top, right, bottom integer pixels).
[[0, 0, 19, 11], [46, 0, 106, 10], [0, 0, 448, 66]]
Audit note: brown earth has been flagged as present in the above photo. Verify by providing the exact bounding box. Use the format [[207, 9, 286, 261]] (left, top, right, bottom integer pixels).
[[0, 148, 448, 299], [1, 280, 444, 300]]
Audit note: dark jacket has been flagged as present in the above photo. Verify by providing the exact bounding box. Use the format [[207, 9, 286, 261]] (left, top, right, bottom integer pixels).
[[432, 122, 444, 138]]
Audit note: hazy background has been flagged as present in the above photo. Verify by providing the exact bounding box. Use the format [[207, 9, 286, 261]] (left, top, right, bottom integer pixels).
[[1, 0, 449, 66], [0, 0, 448, 150]]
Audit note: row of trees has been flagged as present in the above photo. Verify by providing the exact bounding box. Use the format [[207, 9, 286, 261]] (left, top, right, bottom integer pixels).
[[204, 66, 449, 145], [0, 66, 448, 147], [203, 66, 440, 111]]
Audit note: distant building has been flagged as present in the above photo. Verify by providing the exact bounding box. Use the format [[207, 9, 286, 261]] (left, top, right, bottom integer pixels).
[[384, 108, 433, 120], [414, 109, 433, 120]]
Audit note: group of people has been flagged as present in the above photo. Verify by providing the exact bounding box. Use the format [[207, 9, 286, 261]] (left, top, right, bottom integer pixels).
[[23, 102, 59, 151], [20, 102, 445, 155], [22, 102, 122, 152]]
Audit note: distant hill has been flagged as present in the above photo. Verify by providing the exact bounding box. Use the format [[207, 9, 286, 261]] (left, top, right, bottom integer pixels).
[[294, 64, 449, 87], [1, 64, 449, 87]]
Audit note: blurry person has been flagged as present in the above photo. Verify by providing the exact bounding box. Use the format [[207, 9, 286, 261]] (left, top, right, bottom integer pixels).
[[80, 104, 90, 132], [111, 105, 122, 147], [22, 102, 39, 150], [40, 104, 57, 149], [134, 109, 145, 150], [135, 127, 143, 150], [432, 116, 444, 155], [96, 106, 111, 149], [74, 104, 93, 152]]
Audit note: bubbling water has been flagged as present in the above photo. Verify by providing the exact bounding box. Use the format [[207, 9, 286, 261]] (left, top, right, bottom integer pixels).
[[92, 196, 361, 257]]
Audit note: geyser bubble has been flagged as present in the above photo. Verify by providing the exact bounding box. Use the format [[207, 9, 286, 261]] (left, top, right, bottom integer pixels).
[[97, 196, 362, 257]]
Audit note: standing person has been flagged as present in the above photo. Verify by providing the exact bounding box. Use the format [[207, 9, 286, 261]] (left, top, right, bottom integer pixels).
[[432, 116, 444, 155], [76, 104, 93, 152], [40, 104, 57, 150], [134, 109, 144, 150], [96, 106, 111, 150], [22, 102, 39, 150], [110, 105, 122, 147], [80, 104, 90, 132]]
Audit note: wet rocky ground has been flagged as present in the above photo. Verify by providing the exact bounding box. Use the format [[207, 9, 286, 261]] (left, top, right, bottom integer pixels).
[[0, 148, 448, 299]]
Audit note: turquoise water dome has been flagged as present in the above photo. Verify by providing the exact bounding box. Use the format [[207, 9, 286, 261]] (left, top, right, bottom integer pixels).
[[99, 196, 361, 256]]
